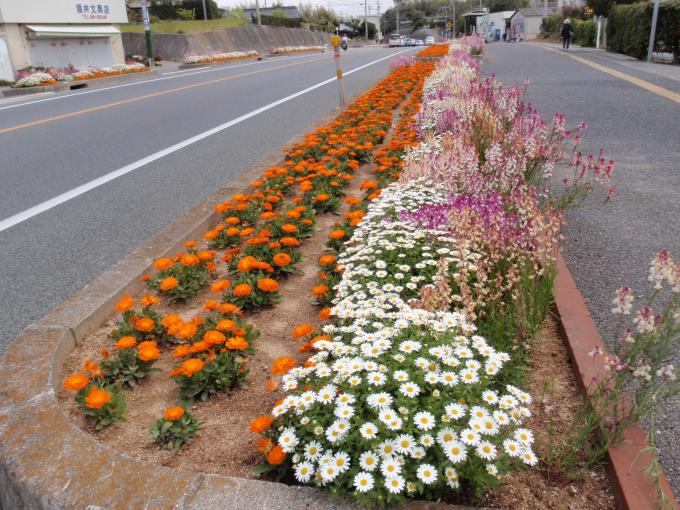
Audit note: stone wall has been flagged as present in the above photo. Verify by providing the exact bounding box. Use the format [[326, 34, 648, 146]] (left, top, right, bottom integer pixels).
[[122, 25, 329, 61]]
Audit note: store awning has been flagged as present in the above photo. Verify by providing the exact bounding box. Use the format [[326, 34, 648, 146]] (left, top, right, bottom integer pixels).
[[25, 25, 120, 38]]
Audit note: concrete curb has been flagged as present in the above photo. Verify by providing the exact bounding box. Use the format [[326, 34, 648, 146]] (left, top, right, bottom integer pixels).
[[553, 251, 679, 510], [177, 57, 261, 70]]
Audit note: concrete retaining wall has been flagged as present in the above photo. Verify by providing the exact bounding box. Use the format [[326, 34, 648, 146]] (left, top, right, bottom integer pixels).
[[122, 25, 329, 62]]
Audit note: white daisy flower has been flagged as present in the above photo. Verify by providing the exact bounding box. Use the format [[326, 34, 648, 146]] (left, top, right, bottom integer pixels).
[[304, 441, 323, 461], [476, 441, 497, 461], [416, 463, 438, 484], [414, 411, 436, 430], [359, 451, 379, 471], [359, 422, 378, 439], [385, 475, 405, 494], [443, 440, 467, 464], [353, 472, 375, 493], [294, 462, 314, 483]]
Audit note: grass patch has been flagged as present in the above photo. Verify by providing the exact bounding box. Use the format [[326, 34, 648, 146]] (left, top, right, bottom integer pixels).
[[120, 18, 246, 34]]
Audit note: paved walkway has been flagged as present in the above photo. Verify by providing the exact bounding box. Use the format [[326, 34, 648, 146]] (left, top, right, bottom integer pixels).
[[482, 42, 680, 496]]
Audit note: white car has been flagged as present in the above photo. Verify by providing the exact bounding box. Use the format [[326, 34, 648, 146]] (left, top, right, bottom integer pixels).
[[389, 34, 404, 47], [425, 36, 435, 45]]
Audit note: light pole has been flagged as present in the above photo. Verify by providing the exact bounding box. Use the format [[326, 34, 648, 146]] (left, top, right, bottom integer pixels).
[[364, 2, 368, 40], [647, 0, 661, 62], [395, 0, 400, 36], [201, 0, 208, 20]]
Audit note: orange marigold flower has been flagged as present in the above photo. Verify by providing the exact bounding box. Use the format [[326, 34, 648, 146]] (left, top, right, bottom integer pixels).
[[267, 445, 286, 465], [100, 348, 110, 359], [63, 373, 89, 391], [115, 295, 135, 313], [184, 240, 197, 248], [164, 407, 185, 422], [218, 303, 242, 315], [237, 255, 258, 272], [225, 216, 241, 225], [285, 210, 301, 219], [293, 323, 314, 339], [204, 330, 227, 345], [206, 262, 217, 272], [264, 378, 279, 392], [272, 253, 292, 267], [140, 274, 151, 282], [318, 254, 336, 266], [315, 193, 330, 202], [279, 237, 300, 247], [190, 340, 209, 354], [312, 284, 329, 297], [318, 307, 332, 320], [85, 387, 111, 409], [329, 229, 346, 240], [160, 276, 179, 291], [226, 336, 249, 351], [197, 250, 215, 261], [140, 294, 160, 307], [301, 219, 313, 226], [281, 223, 298, 234], [173, 345, 191, 358], [180, 358, 205, 377], [176, 322, 198, 340], [216, 319, 235, 331], [204, 299, 219, 311], [204, 230, 218, 241], [162, 314, 182, 329], [344, 196, 361, 205], [250, 415, 274, 433], [260, 211, 278, 220], [232, 327, 246, 337], [138, 342, 161, 362], [154, 258, 174, 271], [135, 317, 155, 333], [181, 254, 200, 267], [256, 436, 274, 454], [257, 278, 279, 292], [299, 342, 313, 353], [269, 241, 282, 249], [271, 356, 296, 376], [233, 283, 252, 297], [115, 335, 137, 350], [226, 227, 240, 237]]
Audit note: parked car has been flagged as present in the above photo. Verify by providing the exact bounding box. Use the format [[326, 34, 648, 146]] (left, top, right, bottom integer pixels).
[[425, 36, 435, 45], [416, 39, 425, 46], [389, 34, 404, 47]]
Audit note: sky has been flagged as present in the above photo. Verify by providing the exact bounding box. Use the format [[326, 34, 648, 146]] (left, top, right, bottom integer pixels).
[[216, 0, 394, 18]]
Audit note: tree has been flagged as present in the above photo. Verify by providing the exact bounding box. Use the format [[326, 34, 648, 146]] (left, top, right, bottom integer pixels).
[[299, 3, 339, 30], [343, 17, 377, 39], [270, 8, 288, 18]]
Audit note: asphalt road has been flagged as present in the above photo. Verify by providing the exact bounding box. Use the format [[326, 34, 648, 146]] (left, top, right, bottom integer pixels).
[[482, 42, 680, 495], [0, 46, 416, 356]]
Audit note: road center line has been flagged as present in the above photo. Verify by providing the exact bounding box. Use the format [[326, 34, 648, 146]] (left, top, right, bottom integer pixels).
[[0, 49, 411, 233], [0, 57, 329, 134], [543, 46, 680, 105]]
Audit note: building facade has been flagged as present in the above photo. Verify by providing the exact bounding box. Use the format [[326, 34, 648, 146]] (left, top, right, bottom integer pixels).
[[0, 0, 128, 81]]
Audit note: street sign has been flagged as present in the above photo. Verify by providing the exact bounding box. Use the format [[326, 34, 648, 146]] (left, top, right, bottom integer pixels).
[[584, 7, 594, 14], [330, 35, 341, 48]]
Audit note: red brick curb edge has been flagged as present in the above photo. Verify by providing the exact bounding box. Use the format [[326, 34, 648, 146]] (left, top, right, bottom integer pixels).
[[554, 251, 679, 510]]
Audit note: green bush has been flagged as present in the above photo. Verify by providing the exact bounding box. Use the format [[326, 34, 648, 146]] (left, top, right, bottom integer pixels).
[[607, 0, 680, 62], [574, 19, 597, 46], [541, 14, 563, 37], [258, 14, 302, 27]]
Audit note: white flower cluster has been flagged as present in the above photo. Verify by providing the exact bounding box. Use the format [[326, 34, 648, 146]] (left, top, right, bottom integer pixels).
[[271, 182, 537, 502], [181, 50, 260, 64], [71, 63, 147, 79], [15, 72, 55, 88]]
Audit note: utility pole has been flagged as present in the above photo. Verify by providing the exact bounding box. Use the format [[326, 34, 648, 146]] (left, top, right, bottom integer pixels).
[[364, 1, 368, 40], [201, 0, 208, 20], [452, 1, 456, 37], [396, 1, 399, 35], [255, 0, 262, 25], [141, 0, 154, 67], [543, 0, 547, 17], [647, 0, 661, 62], [377, 0, 381, 42]]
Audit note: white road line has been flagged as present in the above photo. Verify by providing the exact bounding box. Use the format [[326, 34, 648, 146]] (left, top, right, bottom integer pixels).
[[0, 53, 320, 112], [162, 67, 209, 74], [0, 49, 411, 233]]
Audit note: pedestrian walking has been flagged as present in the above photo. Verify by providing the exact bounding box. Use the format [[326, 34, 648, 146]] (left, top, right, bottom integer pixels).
[[561, 18, 574, 50]]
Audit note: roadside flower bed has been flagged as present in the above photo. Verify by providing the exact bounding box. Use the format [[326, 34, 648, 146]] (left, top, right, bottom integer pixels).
[[270, 45, 326, 55], [62, 60, 435, 450], [14, 62, 150, 88], [250, 38, 616, 505], [181, 50, 260, 65], [416, 43, 450, 58]]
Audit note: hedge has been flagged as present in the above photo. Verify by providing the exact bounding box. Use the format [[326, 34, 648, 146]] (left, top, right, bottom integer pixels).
[[257, 15, 302, 28], [607, 0, 680, 62]]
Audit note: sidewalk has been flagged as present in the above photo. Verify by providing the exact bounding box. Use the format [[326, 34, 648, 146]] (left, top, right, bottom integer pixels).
[[533, 41, 680, 89]]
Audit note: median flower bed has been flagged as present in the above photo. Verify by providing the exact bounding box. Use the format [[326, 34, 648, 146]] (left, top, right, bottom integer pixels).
[[270, 45, 326, 55], [181, 50, 260, 65], [58, 37, 680, 508], [14, 62, 150, 88]]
